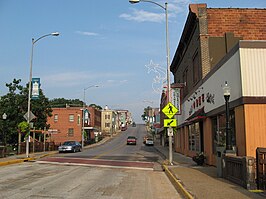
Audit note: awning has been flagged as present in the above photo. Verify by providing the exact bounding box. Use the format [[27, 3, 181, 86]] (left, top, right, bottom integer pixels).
[[185, 107, 206, 123]]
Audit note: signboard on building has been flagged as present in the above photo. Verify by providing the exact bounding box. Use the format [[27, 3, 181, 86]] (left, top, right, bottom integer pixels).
[[172, 87, 181, 115]]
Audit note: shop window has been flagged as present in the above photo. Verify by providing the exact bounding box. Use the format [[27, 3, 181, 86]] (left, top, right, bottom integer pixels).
[[188, 122, 200, 152], [54, 114, 58, 122], [212, 111, 236, 153], [68, 128, 74, 137], [105, 123, 110, 128], [69, 114, 74, 122]]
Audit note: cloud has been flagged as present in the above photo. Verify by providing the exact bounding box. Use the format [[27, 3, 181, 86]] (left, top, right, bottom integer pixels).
[[120, 9, 164, 23], [75, 31, 99, 36], [121, 0, 190, 23], [41, 71, 131, 88]]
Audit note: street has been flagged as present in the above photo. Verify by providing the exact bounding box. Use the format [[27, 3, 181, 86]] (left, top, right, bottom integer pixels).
[[0, 125, 182, 199]]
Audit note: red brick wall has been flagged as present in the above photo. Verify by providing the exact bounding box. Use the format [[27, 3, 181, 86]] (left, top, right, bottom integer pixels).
[[47, 108, 82, 144], [207, 8, 266, 40]]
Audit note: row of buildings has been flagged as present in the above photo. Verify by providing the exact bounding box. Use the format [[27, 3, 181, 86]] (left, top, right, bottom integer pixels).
[[157, 4, 266, 166], [47, 105, 132, 145]]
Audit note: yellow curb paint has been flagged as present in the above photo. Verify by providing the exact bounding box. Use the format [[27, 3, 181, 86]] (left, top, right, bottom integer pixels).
[[249, 190, 264, 193], [163, 164, 194, 199], [0, 151, 58, 167]]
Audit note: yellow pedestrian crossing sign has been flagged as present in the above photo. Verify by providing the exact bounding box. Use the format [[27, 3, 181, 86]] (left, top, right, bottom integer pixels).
[[164, 119, 177, 127], [162, 102, 178, 118]]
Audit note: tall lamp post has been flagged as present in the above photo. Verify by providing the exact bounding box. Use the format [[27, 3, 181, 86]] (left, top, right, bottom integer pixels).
[[26, 32, 59, 158], [223, 81, 232, 151], [2, 113, 7, 146], [82, 85, 99, 148], [129, 0, 173, 164]]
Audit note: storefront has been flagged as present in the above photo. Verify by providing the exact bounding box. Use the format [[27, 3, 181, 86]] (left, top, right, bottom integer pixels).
[[175, 41, 266, 166]]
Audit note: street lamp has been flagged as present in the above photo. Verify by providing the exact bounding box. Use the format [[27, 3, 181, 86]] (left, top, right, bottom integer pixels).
[[82, 85, 99, 148], [2, 113, 7, 146], [26, 32, 59, 157], [223, 81, 232, 151], [129, 0, 173, 164]]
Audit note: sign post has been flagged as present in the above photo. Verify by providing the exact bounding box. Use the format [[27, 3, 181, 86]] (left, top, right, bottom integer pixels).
[[162, 102, 178, 165]]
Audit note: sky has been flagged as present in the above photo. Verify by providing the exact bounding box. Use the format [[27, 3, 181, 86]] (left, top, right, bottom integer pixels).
[[0, 0, 265, 123]]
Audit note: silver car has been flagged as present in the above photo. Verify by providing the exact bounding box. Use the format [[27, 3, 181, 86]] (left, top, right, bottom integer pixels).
[[145, 138, 154, 146], [58, 141, 82, 153]]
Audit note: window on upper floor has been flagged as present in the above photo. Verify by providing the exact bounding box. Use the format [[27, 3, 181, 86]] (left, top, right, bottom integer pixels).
[[193, 51, 200, 84], [77, 114, 81, 125], [54, 114, 58, 122], [183, 68, 188, 96], [105, 123, 110, 128], [68, 128, 74, 137], [69, 114, 74, 122]]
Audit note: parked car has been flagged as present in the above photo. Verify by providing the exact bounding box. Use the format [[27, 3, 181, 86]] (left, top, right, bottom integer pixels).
[[127, 136, 137, 145], [58, 141, 82, 153], [145, 138, 154, 146]]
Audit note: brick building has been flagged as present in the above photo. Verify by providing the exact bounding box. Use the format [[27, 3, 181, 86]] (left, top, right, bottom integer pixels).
[[47, 106, 101, 145], [168, 4, 266, 166]]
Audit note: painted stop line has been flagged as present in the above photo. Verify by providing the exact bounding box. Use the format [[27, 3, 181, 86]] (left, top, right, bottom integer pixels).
[[38, 157, 154, 170]]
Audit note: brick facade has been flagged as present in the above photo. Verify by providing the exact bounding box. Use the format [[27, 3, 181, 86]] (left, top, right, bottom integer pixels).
[[47, 106, 101, 145], [171, 4, 266, 99], [47, 107, 82, 145]]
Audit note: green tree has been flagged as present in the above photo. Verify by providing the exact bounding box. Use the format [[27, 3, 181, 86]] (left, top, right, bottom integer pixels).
[[89, 104, 102, 110], [0, 79, 52, 145], [49, 98, 83, 107]]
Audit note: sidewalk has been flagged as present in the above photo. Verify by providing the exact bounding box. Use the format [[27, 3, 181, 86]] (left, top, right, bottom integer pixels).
[[154, 142, 265, 199]]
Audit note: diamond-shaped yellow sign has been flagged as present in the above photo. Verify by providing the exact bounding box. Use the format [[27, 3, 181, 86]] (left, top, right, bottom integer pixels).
[[162, 102, 178, 118]]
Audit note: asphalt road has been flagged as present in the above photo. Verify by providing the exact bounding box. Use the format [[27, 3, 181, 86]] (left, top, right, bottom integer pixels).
[[0, 124, 182, 199], [46, 124, 163, 169]]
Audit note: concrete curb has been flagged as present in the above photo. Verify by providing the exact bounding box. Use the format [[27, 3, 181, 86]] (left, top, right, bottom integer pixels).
[[163, 164, 194, 199], [0, 151, 58, 167]]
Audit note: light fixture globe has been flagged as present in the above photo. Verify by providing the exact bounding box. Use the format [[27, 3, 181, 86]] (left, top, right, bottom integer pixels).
[[223, 82, 231, 97], [51, 32, 60, 36], [129, 0, 140, 4]]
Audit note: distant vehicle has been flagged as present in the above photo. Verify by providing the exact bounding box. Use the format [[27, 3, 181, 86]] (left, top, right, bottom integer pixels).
[[132, 122, 136, 127], [121, 126, 127, 131], [143, 136, 148, 144], [58, 141, 82, 153], [127, 136, 137, 145], [145, 138, 154, 146]]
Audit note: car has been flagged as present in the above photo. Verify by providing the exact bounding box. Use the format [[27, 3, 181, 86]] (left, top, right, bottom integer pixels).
[[121, 126, 127, 131], [132, 122, 136, 127], [127, 136, 137, 145], [58, 141, 82, 153], [145, 138, 154, 146]]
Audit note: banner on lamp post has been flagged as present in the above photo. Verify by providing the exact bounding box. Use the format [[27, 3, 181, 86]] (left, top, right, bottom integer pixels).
[[32, 78, 40, 100]]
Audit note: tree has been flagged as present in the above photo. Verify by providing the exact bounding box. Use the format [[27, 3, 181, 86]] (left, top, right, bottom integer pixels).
[[89, 104, 102, 110], [0, 79, 52, 145], [49, 98, 83, 107]]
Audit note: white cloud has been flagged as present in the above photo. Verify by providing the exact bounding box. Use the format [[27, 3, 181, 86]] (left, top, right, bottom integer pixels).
[[120, 9, 164, 23], [121, 0, 190, 23], [75, 31, 99, 36], [41, 71, 131, 88]]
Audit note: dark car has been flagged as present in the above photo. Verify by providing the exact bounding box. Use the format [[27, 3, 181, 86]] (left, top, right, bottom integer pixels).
[[127, 136, 137, 145], [58, 141, 82, 153]]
